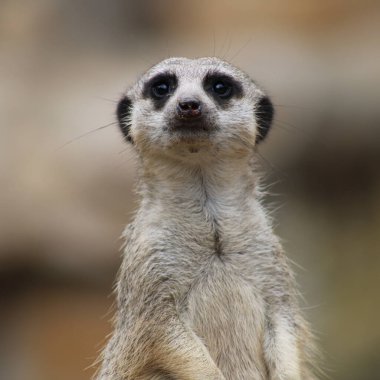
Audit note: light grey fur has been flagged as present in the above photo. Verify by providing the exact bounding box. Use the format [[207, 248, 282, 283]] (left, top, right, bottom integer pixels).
[[95, 57, 317, 380]]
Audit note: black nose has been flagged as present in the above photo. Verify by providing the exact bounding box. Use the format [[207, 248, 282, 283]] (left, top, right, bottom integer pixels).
[[177, 99, 202, 119]]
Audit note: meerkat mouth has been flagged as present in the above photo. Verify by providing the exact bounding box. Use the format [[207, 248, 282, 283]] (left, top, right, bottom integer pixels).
[[172, 123, 210, 133], [169, 118, 215, 136]]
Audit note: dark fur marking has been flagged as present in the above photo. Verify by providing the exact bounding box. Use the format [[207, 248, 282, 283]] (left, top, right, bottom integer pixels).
[[142, 72, 178, 110], [198, 169, 224, 258], [203, 71, 243, 108], [213, 226, 224, 258], [116, 95, 133, 143], [255, 95, 274, 143]]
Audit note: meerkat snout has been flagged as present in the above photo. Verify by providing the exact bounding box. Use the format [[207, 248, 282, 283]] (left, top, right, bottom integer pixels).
[[176, 99, 202, 119]]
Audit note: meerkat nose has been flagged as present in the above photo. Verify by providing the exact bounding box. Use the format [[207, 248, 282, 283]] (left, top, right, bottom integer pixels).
[[177, 99, 202, 119]]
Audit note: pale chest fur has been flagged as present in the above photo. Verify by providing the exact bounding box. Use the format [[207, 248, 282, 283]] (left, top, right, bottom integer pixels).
[[118, 166, 279, 379], [120, 162, 278, 302]]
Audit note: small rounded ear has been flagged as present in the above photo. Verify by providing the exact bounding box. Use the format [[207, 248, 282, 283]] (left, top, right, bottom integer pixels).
[[255, 95, 274, 143], [116, 95, 133, 143]]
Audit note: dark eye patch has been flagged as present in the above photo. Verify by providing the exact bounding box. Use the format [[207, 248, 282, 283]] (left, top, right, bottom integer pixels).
[[203, 71, 243, 106], [142, 72, 178, 109]]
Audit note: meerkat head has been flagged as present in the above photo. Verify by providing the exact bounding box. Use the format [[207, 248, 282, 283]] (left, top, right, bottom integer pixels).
[[117, 57, 273, 160]]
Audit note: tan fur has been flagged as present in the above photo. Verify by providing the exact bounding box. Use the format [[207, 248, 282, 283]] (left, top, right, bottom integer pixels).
[[95, 57, 317, 379]]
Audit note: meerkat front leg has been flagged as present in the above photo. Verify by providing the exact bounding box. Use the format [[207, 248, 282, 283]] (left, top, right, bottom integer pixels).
[[97, 313, 225, 380], [159, 322, 226, 380], [264, 313, 303, 380]]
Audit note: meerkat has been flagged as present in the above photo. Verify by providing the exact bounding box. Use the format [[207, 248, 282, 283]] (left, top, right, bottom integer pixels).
[[95, 57, 317, 380]]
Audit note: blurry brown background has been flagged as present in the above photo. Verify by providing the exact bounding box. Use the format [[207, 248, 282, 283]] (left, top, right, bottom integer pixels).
[[1, 1, 380, 379]]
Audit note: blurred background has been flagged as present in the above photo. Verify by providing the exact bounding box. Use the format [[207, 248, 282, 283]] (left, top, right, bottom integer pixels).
[[1, 1, 380, 379]]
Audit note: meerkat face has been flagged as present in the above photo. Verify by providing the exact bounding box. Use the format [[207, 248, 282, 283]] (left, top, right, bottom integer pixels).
[[117, 57, 273, 159]]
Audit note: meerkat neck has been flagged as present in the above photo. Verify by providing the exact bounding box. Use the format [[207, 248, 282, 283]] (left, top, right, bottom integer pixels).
[[137, 154, 260, 213], [134, 154, 271, 259]]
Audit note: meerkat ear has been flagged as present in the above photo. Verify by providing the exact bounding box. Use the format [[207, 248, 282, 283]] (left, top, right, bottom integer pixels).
[[116, 95, 133, 143], [255, 95, 274, 143]]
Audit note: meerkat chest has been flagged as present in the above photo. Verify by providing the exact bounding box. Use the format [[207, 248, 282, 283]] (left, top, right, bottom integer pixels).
[[121, 197, 271, 377], [122, 195, 272, 308], [184, 257, 268, 379], [127, 196, 270, 278]]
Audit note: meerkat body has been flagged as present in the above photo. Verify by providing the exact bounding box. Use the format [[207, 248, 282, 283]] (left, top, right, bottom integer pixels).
[[96, 58, 317, 380]]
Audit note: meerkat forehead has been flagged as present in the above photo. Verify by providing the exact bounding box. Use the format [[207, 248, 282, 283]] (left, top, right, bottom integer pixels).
[[137, 57, 251, 89]]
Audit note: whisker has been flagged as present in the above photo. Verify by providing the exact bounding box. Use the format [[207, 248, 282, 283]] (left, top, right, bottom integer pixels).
[[273, 119, 329, 151], [164, 37, 170, 58], [271, 103, 319, 111], [212, 28, 216, 57], [56, 121, 117, 151], [222, 31, 232, 60], [92, 96, 118, 104], [228, 35, 253, 63], [219, 30, 230, 59], [256, 151, 289, 182], [118, 147, 130, 155], [115, 147, 136, 170], [273, 120, 308, 134]]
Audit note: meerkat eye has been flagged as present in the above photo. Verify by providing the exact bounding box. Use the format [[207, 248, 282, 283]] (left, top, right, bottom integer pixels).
[[212, 81, 233, 99], [151, 81, 170, 98]]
